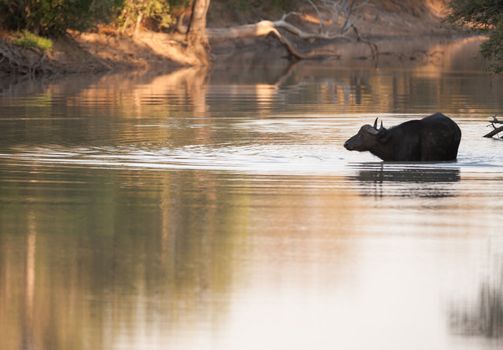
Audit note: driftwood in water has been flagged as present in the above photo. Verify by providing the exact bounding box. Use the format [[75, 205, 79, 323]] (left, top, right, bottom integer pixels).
[[483, 115, 503, 139]]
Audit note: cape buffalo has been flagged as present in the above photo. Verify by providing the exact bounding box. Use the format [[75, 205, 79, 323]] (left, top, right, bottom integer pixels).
[[343, 113, 462, 161]]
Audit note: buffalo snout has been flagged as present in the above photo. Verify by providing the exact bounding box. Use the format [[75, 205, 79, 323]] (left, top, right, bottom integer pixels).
[[344, 132, 367, 151]]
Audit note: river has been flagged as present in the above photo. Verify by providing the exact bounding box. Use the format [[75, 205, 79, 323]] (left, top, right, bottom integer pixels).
[[1, 37, 502, 350]]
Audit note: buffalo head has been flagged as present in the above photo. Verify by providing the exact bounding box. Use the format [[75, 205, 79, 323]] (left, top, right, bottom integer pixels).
[[344, 118, 387, 151]]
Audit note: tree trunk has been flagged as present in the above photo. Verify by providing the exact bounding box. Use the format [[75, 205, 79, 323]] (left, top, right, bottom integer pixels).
[[186, 0, 210, 66]]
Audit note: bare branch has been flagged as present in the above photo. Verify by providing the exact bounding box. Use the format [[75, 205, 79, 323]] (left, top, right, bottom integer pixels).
[[484, 115, 503, 138], [484, 126, 503, 138], [306, 0, 325, 33], [273, 17, 352, 40], [340, 0, 356, 34], [490, 115, 502, 124]]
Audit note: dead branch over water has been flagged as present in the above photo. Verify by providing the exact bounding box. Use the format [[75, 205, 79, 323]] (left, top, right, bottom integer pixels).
[[484, 115, 503, 139]]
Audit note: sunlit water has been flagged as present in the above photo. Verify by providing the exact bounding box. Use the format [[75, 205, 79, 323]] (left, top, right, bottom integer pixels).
[[1, 37, 503, 350]]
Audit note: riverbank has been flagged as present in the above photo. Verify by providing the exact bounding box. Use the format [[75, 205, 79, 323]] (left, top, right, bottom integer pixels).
[[0, 0, 472, 76]]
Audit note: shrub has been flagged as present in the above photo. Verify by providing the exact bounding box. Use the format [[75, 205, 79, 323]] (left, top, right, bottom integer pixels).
[[14, 30, 53, 51], [448, 0, 503, 73], [0, 0, 120, 36], [0, 1, 185, 35], [117, 0, 174, 32]]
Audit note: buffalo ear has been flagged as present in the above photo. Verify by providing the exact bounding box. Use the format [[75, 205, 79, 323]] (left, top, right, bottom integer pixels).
[[377, 129, 391, 143], [363, 125, 379, 135]]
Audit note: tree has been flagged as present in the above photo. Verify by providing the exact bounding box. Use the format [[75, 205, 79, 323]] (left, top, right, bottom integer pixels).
[[448, 0, 503, 73], [118, 0, 174, 35], [186, 0, 210, 66]]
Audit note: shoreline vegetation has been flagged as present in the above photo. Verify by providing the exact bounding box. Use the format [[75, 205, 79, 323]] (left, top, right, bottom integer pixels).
[[0, 0, 488, 76]]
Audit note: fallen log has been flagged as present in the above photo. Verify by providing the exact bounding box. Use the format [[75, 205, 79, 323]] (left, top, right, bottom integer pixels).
[[207, 11, 377, 60]]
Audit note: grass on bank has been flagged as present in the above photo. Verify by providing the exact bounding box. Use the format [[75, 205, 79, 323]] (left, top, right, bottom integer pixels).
[[13, 31, 53, 51]]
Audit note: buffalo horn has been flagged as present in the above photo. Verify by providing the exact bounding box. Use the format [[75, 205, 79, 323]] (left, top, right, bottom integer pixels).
[[380, 120, 384, 130], [373, 117, 378, 129]]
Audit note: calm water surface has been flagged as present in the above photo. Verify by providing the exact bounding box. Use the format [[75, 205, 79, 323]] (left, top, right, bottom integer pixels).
[[1, 37, 503, 350]]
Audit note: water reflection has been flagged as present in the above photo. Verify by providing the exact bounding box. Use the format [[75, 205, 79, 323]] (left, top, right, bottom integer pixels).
[[1, 36, 503, 350], [0, 37, 501, 127], [0, 168, 245, 350], [352, 164, 460, 198], [450, 264, 503, 339], [0, 166, 369, 350]]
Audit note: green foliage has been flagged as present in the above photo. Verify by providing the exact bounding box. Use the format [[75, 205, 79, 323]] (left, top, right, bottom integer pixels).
[[0, 0, 121, 35], [0, 0, 184, 35], [117, 0, 174, 32], [448, 0, 502, 28], [448, 0, 503, 73], [13, 30, 53, 50], [481, 22, 503, 73], [0, 0, 298, 37]]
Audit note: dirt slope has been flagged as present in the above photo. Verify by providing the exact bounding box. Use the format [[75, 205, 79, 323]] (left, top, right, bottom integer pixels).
[[0, 0, 459, 75]]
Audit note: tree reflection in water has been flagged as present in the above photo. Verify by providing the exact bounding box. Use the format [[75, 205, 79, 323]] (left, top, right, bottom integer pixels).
[[1, 36, 503, 350], [450, 265, 503, 339]]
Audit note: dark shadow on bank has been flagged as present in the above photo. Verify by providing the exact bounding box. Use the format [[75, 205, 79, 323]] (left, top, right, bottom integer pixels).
[[348, 163, 460, 198]]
